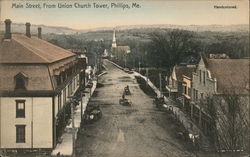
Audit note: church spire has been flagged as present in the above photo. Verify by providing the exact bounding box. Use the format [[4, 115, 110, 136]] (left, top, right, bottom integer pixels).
[[112, 29, 117, 48]]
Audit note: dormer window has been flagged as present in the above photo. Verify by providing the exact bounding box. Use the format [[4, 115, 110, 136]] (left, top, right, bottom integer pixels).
[[14, 72, 28, 90]]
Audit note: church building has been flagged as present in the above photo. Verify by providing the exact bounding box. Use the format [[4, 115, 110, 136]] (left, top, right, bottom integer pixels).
[[111, 29, 130, 63]]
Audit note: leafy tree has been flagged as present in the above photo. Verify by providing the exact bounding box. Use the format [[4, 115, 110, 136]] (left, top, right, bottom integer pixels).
[[146, 29, 199, 68]]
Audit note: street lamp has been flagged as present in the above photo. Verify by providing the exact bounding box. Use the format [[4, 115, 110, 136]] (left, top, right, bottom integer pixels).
[[124, 53, 127, 68]]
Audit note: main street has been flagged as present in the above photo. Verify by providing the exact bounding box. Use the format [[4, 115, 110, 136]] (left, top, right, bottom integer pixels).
[[76, 60, 195, 157]]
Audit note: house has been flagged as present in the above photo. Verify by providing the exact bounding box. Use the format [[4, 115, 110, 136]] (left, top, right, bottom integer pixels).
[[190, 54, 249, 150], [166, 65, 196, 102], [191, 54, 249, 102], [0, 19, 86, 150], [182, 69, 196, 115]]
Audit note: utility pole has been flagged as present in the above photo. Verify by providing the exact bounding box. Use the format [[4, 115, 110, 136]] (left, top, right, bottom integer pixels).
[[139, 61, 141, 74], [146, 68, 149, 82], [124, 53, 127, 68], [159, 72, 162, 97]]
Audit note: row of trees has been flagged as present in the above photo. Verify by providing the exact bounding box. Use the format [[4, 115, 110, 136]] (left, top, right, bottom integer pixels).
[[44, 28, 249, 72], [116, 29, 249, 70]]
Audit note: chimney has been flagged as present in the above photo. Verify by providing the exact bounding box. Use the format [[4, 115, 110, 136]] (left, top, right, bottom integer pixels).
[[4, 19, 12, 39], [25, 22, 31, 38], [38, 27, 42, 39]]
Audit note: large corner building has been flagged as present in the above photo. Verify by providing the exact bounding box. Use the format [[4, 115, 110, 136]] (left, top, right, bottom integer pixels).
[[0, 19, 86, 150]]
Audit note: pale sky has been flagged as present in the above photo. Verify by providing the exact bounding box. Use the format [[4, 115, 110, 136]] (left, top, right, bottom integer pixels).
[[0, 0, 249, 30]]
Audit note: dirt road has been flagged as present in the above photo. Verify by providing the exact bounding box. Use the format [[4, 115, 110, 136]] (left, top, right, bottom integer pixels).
[[76, 60, 195, 157]]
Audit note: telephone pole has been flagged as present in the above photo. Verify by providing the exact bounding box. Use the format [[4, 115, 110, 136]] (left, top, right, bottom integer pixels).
[[159, 72, 162, 97], [139, 61, 141, 74], [146, 68, 149, 82]]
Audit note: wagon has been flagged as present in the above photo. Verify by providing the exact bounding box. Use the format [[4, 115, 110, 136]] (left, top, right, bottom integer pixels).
[[84, 104, 102, 123], [119, 98, 132, 106]]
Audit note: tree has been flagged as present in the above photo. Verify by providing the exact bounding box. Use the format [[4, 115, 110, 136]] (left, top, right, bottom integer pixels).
[[146, 29, 199, 68], [204, 93, 249, 155]]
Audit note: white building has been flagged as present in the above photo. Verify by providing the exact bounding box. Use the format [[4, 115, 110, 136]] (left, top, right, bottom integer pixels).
[[0, 19, 86, 150]]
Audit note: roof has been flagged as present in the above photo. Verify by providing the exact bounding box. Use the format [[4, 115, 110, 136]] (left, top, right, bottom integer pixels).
[[0, 64, 53, 91], [0, 34, 75, 64], [207, 59, 249, 94], [116, 46, 130, 52], [174, 66, 196, 81]]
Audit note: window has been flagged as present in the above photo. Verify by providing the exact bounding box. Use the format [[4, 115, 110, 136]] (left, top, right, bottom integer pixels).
[[58, 93, 62, 110], [16, 125, 25, 143], [15, 77, 25, 89], [192, 88, 195, 100], [16, 100, 25, 118], [184, 86, 187, 95], [188, 88, 191, 97], [63, 89, 66, 105], [199, 70, 202, 83], [203, 71, 206, 85], [14, 72, 27, 90], [182, 86, 185, 94]]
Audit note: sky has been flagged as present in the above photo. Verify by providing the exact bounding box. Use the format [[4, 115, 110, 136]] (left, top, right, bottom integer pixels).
[[0, 0, 249, 30]]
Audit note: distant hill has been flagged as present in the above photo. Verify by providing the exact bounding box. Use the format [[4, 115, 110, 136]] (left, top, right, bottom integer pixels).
[[0, 22, 78, 35], [86, 24, 249, 33], [0, 21, 248, 35]]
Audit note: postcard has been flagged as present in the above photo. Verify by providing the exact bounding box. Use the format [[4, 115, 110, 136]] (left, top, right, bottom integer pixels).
[[0, 0, 249, 157]]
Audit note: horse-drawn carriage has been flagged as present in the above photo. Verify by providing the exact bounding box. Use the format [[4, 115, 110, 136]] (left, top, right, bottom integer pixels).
[[84, 104, 102, 123], [119, 98, 132, 106]]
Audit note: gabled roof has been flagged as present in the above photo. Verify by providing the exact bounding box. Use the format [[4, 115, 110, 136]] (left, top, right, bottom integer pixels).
[[207, 59, 249, 95], [14, 72, 28, 79], [0, 34, 75, 64], [173, 65, 196, 81]]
